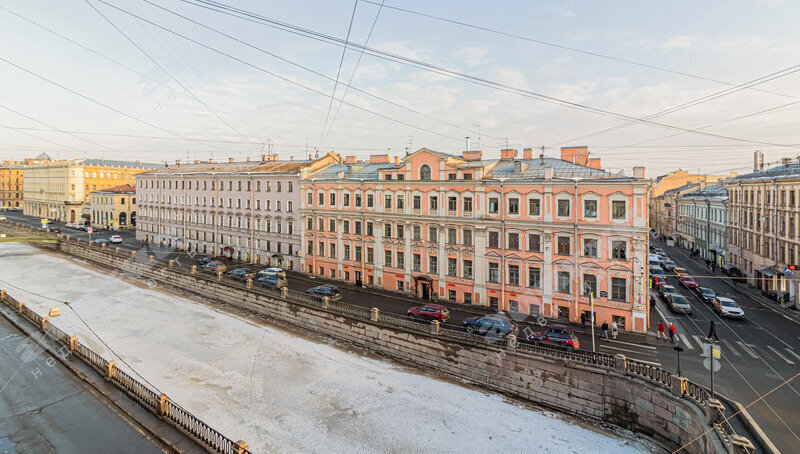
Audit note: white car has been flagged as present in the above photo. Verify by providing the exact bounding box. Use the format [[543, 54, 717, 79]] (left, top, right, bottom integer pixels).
[[259, 267, 286, 279], [109, 235, 123, 244], [713, 297, 745, 319]]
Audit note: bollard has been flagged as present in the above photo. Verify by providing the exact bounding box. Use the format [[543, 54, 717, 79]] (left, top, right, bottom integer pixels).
[[614, 354, 627, 372], [430, 320, 440, 335], [131, 250, 136, 259], [191, 265, 197, 274], [217, 270, 223, 282], [0, 289, 5, 301], [101, 243, 106, 249], [281, 287, 288, 298], [149, 255, 155, 263], [671, 376, 687, 397], [40, 316, 49, 332], [115, 247, 120, 254], [246, 278, 253, 289], [506, 334, 517, 350], [17, 302, 25, 314], [168, 259, 174, 268], [234, 440, 250, 454], [321, 296, 329, 309], [370, 307, 379, 322], [69, 336, 78, 353], [157, 394, 170, 418], [106, 361, 118, 381]]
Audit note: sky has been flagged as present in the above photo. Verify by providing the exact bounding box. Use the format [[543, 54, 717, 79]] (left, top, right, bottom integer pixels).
[[1, 0, 799, 176]]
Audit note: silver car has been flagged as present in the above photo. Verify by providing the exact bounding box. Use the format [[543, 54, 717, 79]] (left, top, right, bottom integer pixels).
[[713, 297, 745, 319], [668, 294, 692, 314]]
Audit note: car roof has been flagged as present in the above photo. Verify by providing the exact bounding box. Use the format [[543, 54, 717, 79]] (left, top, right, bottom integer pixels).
[[717, 297, 736, 303], [672, 294, 688, 301], [423, 304, 446, 310]]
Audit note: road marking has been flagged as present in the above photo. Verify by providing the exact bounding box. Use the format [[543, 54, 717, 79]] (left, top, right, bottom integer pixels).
[[749, 343, 776, 362], [608, 339, 656, 350], [600, 344, 658, 356], [720, 340, 741, 356], [785, 348, 800, 363], [679, 334, 693, 349], [767, 346, 795, 365], [691, 335, 707, 349], [736, 341, 759, 358], [630, 358, 662, 366]]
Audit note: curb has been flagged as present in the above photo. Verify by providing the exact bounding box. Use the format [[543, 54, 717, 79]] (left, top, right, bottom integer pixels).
[[723, 396, 781, 454]]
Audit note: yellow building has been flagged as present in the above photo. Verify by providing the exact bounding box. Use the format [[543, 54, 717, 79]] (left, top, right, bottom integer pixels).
[[0, 163, 23, 210], [87, 184, 136, 230], [23, 159, 160, 223]]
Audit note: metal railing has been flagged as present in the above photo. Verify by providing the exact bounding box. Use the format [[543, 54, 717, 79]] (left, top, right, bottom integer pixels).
[[113, 368, 159, 410], [626, 358, 673, 387], [167, 401, 239, 453]]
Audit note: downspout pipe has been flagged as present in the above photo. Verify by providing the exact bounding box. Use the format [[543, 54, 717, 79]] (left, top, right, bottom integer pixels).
[[573, 178, 579, 323]]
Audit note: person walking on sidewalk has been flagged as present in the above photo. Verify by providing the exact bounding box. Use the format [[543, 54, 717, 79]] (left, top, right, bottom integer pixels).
[[580, 312, 586, 329], [707, 320, 719, 341], [611, 320, 618, 340], [601, 321, 609, 341], [669, 322, 676, 343], [657, 321, 666, 340]]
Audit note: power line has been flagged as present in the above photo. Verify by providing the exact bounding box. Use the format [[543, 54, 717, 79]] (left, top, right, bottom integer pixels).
[[357, 0, 797, 101], [175, 0, 799, 148], [320, 0, 358, 145], [322, 0, 386, 145]]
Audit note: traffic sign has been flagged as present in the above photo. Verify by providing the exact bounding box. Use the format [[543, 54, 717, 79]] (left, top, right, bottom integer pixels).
[[703, 357, 721, 372], [702, 343, 721, 358], [86, 227, 93, 233]]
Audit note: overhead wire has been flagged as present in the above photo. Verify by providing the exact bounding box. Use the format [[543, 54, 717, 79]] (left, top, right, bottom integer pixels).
[[320, 0, 358, 146]]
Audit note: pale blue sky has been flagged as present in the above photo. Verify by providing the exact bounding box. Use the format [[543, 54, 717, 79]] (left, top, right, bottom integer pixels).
[[1, 0, 799, 175]]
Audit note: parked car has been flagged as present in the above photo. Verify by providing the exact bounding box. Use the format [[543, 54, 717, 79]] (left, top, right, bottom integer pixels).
[[664, 260, 677, 272], [667, 294, 692, 314], [49, 227, 60, 233], [197, 256, 215, 266], [673, 267, 688, 278], [679, 276, 699, 289], [306, 285, 342, 301], [407, 304, 450, 322], [713, 297, 745, 319], [698, 287, 717, 304], [93, 238, 108, 244], [226, 268, 253, 281], [462, 316, 517, 338], [256, 274, 287, 289], [259, 267, 286, 279], [531, 325, 579, 350], [201, 261, 226, 272], [109, 235, 123, 244], [654, 248, 665, 255], [658, 284, 679, 300]]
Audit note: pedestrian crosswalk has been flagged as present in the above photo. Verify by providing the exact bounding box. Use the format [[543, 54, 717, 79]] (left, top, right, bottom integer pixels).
[[671, 334, 799, 365], [767, 346, 795, 365], [597, 340, 661, 366]]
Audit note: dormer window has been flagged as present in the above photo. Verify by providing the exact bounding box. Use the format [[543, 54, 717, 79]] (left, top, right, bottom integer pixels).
[[419, 165, 432, 180]]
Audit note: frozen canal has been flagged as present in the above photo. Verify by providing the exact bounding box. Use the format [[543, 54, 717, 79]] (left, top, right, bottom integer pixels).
[[0, 244, 655, 453]]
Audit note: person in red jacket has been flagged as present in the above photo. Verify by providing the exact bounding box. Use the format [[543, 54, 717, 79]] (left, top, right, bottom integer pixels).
[[657, 321, 666, 340], [669, 322, 676, 343]]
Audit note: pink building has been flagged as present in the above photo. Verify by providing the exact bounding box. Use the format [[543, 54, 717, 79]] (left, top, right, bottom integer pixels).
[[300, 147, 651, 332]]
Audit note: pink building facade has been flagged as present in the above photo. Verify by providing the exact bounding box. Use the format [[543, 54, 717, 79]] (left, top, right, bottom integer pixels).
[[300, 147, 651, 332]]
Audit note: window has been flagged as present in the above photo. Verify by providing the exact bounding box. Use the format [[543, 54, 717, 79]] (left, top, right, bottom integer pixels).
[[488, 231, 499, 249], [318, 241, 325, 257], [448, 290, 456, 301], [464, 292, 472, 303], [367, 247, 374, 264], [584, 200, 598, 218], [397, 174, 404, 181], [413, 195, 421, 210], [557, 199, 570, 217], [463, 260, 473, 279], [528, 267, 540, 289], [583, 238, 598, 257], [448, 258, 458, 276], [343, 193, 350, 206], [384, 223, 392, 238], [413, 225, 422, 240], [528, 234, 541, 252], [276, 182, 282, 192], [384, 174, 392, 181], [397, 224, 404, 238], [428, 226, 438, 242], [366, 222, 373, 236], [329, 243, 336, 259], [397, 195, 404, 209], [355, 246, 363, 262], [367, 194, 374, 208], [318, 192, 324, 205], [557, 236, 570, 255], [612, 277, 627, 301], [488, 262, 499, 283], [396, 252, 405, 268], [508, 197, 519, 215], [557, 271, 570, 293], [317, 218, 325, 231], [413, 253, 421, 271], [463, 229, 473, 247], [419, 165, 432, 180], [329, 219, 336, 232], [463, 197, 473, 212], [385, 250, 393, 267], [448, 173, 457, 180], [488, 197, 499, 214], [528, 198, 541, 216], [612, 201, 626, 220], [508, 232, 520, 250], [508, 264, 520, 286], [583, 274, 597, 296], [448, 196, 457, 212], [385, 194, 392, 209], [612, 241, 627, 260], [448, 228, 457, 244], [429, 255, 438, 274], [429, 196, 438, 210], [355, 193, 362, 207], [355, 221, 362, 235]]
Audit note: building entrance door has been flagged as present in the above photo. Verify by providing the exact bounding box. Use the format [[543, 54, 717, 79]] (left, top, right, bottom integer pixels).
[[420, 282, 430, 299]]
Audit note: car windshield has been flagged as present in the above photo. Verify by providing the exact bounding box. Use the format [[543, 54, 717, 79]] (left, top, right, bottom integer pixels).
[[683, 277, 695, 282], [672, 295, 688, 305], [702, 289, 715, 296], [721, 300, 739, 308], [663, 286, 676, 293], [651, 268, 665, 274]]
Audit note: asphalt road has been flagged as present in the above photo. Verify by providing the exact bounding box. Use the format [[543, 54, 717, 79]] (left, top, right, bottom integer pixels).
[[649, 237, 800, 454], [0, 312, 163, 453]]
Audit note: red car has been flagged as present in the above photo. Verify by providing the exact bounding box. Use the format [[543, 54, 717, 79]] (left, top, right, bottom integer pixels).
[[679, 276, 699, 289], [531, 325, 580, 350], [407, 304, 450, 322]]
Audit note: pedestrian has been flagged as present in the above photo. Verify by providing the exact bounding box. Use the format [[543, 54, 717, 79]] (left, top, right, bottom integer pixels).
[[601, 321, 609, 341], [611, 320, 618, 340], [669, 322, 676, 343], [580, 312, 586, 329], [707, 320, 719, 341], [650, 295, 656, 311], [657, 321, 666, 340]]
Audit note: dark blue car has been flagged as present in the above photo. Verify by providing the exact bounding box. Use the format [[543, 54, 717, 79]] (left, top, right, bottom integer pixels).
[[462, 316, 517, 338], [306, 285, 342, 301]]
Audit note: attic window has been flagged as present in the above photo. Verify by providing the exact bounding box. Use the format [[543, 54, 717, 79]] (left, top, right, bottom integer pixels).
[[420, 165, 432, 180], [384, 174, 392, 180], [514, 161, 522, 173]]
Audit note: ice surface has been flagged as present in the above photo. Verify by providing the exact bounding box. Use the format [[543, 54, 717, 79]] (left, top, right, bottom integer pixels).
[[0, 244, 654, 453]]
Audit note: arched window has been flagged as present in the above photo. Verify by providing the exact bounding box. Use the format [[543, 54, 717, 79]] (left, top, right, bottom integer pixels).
[[419, 164, 432, 180]]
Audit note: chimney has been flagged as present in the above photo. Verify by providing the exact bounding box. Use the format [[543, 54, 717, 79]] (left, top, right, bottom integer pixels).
[[229, 157, 234, 163], [290, 156, 294, 161], [175, 159, 180, 165], [194, 160, 201, 164], [633, 166, 645, 179], [465, 136, 470, 151], [345, 155, 358, 164], [462, 150, 482, 161], [544, 167, 554, 179], [560, 146, 589, 166], [308, 154, 313, 160], [369, 154, 390, 163], [337, 171, 345, 179], [587, 158, 602, 169], [262, 154, 267, 162], [782, 157, 792, 166], [208, 158, 214, 163], [523, 148, 533, 159], [246, 157, 251, 162], [394, 156, 400, 165], [754, 150, 764, 172], [500, 148, 518, 159]]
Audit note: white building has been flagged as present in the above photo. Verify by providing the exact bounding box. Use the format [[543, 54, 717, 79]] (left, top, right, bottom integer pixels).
[[675, 184, 729, 265]]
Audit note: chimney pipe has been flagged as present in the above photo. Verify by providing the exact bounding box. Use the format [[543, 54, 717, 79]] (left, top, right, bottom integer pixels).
[[465, 136, 470, 151], [394, 156, 400, 165], [246, 157, 251, 162], [175, 159, 180, 165], [229, 157, 234, 163], [754, 150, 764, 172], [308, 154, 313, 160]]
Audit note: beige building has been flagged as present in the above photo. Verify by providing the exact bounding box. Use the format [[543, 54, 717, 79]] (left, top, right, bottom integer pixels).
[[23, 159, 160, 223], [87, 184, 136, 230]]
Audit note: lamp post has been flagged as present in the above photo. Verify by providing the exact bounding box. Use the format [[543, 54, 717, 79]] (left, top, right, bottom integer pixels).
[[674, 345, 684, 376]]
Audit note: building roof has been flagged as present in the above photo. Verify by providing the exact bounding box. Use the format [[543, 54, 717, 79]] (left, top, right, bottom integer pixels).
[[663, 182, 700, 195], [676, 184, 728, 201], [140, 159, 315, 175], [727, 161, 800, 182], [91, 184, 135, 194], [34, 152, 51, 160], [308, 162, 404, 180], [81, 159, 162, 169]]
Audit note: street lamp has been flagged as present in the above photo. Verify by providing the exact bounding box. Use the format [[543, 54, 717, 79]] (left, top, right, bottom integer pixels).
[[674, 345, 684, 376]]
